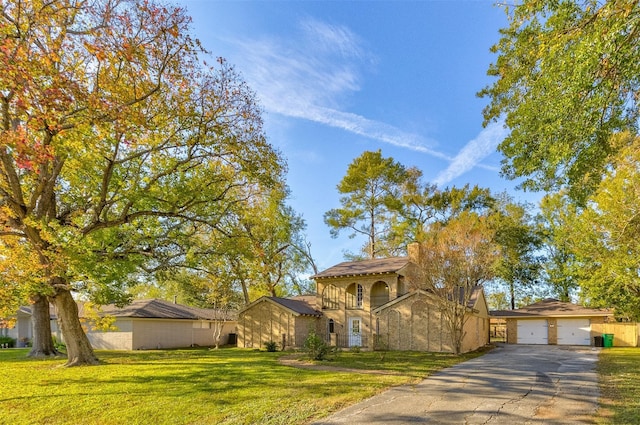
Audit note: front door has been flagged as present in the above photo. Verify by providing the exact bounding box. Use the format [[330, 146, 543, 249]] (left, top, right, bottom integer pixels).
[[348, 317, 362, 347]]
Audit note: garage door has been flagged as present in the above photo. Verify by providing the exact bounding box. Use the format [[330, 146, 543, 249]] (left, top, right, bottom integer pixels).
[[517, 319, 548, 344], [557, 318, 591, 345]]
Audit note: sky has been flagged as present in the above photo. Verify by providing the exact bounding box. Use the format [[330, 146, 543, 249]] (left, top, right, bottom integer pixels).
[[177, 0, 539, 270]]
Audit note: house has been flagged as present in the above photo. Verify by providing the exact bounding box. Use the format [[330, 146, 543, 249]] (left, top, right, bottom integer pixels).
[[236, 295, 322, 349], [490, 299, 613, 346], [4, 298, 237, 350], [237, 243, 490, 353], [0, 306, 39, 347], [75, 298, 238, 350]]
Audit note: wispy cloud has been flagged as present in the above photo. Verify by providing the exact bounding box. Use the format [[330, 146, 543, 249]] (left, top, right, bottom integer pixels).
[[224, 17, 442, 153], [433, 122, 508, 186], [222, 17, 503, 181]]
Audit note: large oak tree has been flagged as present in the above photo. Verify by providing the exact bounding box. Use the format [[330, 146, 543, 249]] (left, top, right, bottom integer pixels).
[[0, 0, 287, 365]]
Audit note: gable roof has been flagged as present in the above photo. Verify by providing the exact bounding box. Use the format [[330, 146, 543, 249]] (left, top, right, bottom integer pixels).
[[490, 298, 611, 318], [239, 296, 322, 317], [83, 299, 237, 321], [372, 286, 485, 314], [311, 257, 410, 279]]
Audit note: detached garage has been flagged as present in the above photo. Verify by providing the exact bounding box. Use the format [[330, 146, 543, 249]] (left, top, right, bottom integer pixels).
[[492, 299, 612, 346]]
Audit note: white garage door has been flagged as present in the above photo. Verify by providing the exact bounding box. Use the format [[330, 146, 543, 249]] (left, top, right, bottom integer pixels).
[[517, 319, 548, 344], [557, 318, 591, 345]]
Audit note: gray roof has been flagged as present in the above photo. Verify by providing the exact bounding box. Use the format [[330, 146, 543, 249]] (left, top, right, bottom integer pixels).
[[87, 299, 237, 321], [491, 298, 611, 318], [268, 296, 322, 316], [311, 257, 410, 279]]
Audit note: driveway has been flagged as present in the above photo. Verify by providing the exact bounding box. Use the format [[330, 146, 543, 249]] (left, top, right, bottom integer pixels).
[[312, 344, 600, 424]]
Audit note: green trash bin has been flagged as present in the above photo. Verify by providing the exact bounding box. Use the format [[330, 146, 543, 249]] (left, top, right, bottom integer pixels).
[[603, 333, 614, 347]]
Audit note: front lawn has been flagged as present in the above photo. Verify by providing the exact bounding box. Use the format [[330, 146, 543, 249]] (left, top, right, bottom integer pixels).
[[0, 348, 480, 425], [597, 347, 640, 424]]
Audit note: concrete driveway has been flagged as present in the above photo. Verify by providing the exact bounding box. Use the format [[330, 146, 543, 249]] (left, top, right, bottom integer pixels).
[[312, 344, 600, 425]]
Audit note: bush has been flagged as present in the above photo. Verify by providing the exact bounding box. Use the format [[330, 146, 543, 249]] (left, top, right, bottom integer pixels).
[[303, 331, 330, 361], [0, 336, 16, 348], [264, 341, 278, 352]]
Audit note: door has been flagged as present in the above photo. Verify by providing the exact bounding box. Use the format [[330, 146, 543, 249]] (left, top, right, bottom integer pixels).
[[348, 317, 362, 347], [517, 319, 548, 344], [557, 318, 591, 345]]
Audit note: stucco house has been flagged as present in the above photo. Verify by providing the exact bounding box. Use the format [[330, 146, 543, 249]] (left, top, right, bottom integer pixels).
[[237, 243, 490, 353], [491, 299, 613, 346]]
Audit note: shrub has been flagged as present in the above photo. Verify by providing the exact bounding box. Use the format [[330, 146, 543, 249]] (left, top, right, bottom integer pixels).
[[52, 335, 66, 351], [0, 336, 15, 348], [264, 341, 278, 352], [303, 331, 330, 361]]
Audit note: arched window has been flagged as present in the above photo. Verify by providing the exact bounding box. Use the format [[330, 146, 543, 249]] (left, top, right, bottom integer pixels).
[[322, 284, 338, 310], [328, 319, 335, 334], [371, 281, 390, 308], [346, 283, 364, 309]]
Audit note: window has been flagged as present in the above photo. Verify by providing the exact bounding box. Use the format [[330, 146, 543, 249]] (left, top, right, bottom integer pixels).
[[328, 319, 335, 334], [346, 283, 364, 309], [322, 284, 339, 310]]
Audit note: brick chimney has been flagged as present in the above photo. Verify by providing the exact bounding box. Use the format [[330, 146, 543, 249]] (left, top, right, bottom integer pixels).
[[407, 242, 424, 265]]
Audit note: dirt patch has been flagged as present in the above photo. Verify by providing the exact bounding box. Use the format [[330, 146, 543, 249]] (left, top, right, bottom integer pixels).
[[278, 354, 403, 375]]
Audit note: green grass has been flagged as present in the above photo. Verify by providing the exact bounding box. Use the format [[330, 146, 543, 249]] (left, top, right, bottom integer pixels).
[[597, 348, 640, 424], [0, 347, 481, 425], [310, 347, 489, 377]]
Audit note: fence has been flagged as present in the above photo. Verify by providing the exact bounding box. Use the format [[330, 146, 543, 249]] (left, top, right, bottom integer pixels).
[[490, 319, 506, 343], [591, 322, 639, 347], [325, 333, 370, 349]]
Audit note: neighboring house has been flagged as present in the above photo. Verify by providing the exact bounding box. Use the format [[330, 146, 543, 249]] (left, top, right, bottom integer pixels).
[[237, 243, 490, 353], [6, 298, 237, 351], [1, 306, 38, 346], [491, 299, 613, 346], [75, 298, 238, 350]]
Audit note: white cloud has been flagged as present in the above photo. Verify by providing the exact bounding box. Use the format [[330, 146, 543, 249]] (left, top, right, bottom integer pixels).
[[223, 18, 441, 154], [433, 122, 508, 186], [222, 17, 504, 181]]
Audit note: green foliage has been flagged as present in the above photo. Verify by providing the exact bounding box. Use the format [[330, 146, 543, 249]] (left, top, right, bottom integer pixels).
[[486, 292, 510, 311], [303, 330, 330, 361], [0, 336, 15, 348], [0, 0, 300, 363], [324, 150, 409, 259], [489, 193, 542, 309], [569, 135, 640, 320], [264, 341, 278, 352], [538, 192, 582, 301], [51, 336, 66, 352], [480, 0, 640, 202], [395, 180, 494, 248]]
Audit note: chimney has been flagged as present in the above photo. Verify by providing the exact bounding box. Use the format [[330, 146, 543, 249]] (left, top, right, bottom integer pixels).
[[173, 295, 177, 304], [407, 242, 424, 265]]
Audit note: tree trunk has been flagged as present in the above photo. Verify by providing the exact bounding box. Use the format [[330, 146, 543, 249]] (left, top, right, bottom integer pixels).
[[510, 284, 516, 310], [27, 294, 62, 358], [51, 287, 99, 366]]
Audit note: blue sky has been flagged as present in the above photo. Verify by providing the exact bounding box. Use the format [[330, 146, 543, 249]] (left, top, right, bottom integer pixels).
[[178, 1, 537, 270]]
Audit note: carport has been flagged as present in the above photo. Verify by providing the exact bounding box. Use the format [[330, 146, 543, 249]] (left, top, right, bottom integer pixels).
[[491, 299, 612, 346]]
